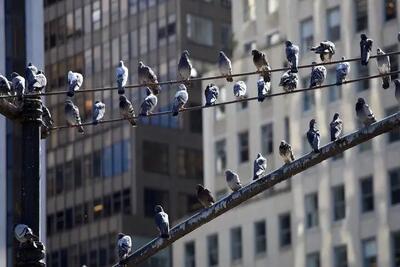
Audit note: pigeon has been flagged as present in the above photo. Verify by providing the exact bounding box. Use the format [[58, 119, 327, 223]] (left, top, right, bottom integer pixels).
[[67, 71, 83, 97], [178, 50, 192, 82], [0, 74, 11, 96], [11, 72, 25, 100], [253, 153, 267, 180], [41, 104, 54, 139], [233, 80, 247, 99], [394, 79, 400, 104], [257, 77, 271, 102], [218, 51, 233, 82], [252, 49, 271, 82], [310, 40, 336, 62], [139, 87, 158, 116], [172, 84, 189, 116], [360, 34, 373, 66], [330, 113, 343, 142], [279, 140, 295, 164], [154, 205, 170, 239], [376, 48, 391, 89], [307, 119, 320, 153], [285, 40, 299, 73], [116, 60, 129, 95], [92, 100, 106, 125], [65, 99, 84, 133], [225, 169, 242, 192], [310, 62, 327, 88], [355, 97, 376, 126], [117, 233, 132, 262], [204, 83, 219, 106], [14, 224, 38, 243], [336, 57, 351, 85], [138, 61, 161, 95], [196, 184, 215, 208], [279, 70, 298, 92], [119, 95, 137, 126], [25, 63, 47, 93]]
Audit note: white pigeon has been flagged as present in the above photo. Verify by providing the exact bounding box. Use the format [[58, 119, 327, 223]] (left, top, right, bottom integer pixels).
[[116, 60, 129, 95], [14, 224, 38, 243], [233, 80, 247, 99], [218, 51, 233, 82], [92, 100, 106, 125], [376, 48, 391, 89], [336, 57, 350, 85], [253, 153, 267, 180], [117, 233, 132, 262], [140, 87, 158, 116], [67, 71, 83, 97], [172, 84, 189, 116]]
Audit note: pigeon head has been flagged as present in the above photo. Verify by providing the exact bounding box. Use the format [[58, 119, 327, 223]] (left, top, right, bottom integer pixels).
[[119, 95, 127, 102], [95, 100, 100, 104], [394, 79, 400, 86], [196, 184, 204, 193], [145, 87, 152, 96], [119, 60, 124, 67], [11, 72, 19, 79], [333, 113, 340, 120], [257, 153, 262, 158], [357, 97, 365, 104], [360, 33, 367, 40], [309, 119, 317, 128], [178, 84, 187, 91], [376, 48, 383, 55], [65, 99, 73, 105], [311, 61, 317, 65], [285, 40, 292, 47], [219, 51, 226, 57], [28, 62, 33, 67], [138, 61, 144, 67], [224, 169, 233, 176], [154, 205, 164, 213], [341, 56, 345, 60], [182, 50, 189, 56], [251, 49, 261, 56], [280, 140, 287, 146], [117, 233, 125, 240]]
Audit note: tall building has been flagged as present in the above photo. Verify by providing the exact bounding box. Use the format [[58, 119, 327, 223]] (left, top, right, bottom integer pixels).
[[43, 0, 231, 266], [173, 0, 400, 267]]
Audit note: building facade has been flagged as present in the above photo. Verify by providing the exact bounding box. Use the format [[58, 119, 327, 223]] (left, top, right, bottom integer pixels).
[[43, 0, 231, 266], [173, 0, 400, 267]]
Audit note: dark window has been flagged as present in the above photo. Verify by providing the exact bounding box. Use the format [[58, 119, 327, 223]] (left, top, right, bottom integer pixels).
[[207, 234, 218, 267], [56, 211, 64, 231], [47, 168, 55, 197], [55, 164, 64, 194], [284, 116, 290, 142], [334, 245, 348, 267], [389, 168, 400, 205], [93, 150, 102, 178], [74, 158, 82, 188], [279, 213, 291, 247], [113, 192, 122, 214], [177, 148, 203, 180], [392, 231, 400, 267], [65, 208, 73, 230], [303, 91, 316, 111], [64, 162, 73, 191], [123, 189, 131, 214], [189, 104, 202, 133], [254, 220, 267, 255], [327, 7, 341, 41], [261, 123, 274, 155], [184, 241, 195, 267], [60, 249, 68, 267], [103, 195, 111, 217], [360, 176, 374, 213], [386, 106, 400, 143], [83, 203, 89, 224], [112, 142, 123, 176], [332, 185, 346, 221], [362, 238, 377, 267], [143, 141, 169, 174], [305, 193, 319, 228], [47, 214, 54, 237], [238, 131, 249, 163], [102, 146, 113, 178], [144, 188, 169, 217], [355, 0, 368, 32], [74, 205, 83, 226], [230, 227, 242, 262], [300, 18, 313, 53], [215, 139, 227, 174], [306, 252, 320, 267], [385, 0, 397, 21]]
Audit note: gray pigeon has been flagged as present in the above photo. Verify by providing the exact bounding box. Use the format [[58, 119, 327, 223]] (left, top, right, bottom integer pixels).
[[196, 184, 215, 208], [336, 57, 351, 85], [154, 205, 170, 239], [218, 51, 233, 82], [355, 97, 376, 126], [204, 83, 219, 106], [119, 95, 137, 126], [307, 119, 320, 153], [360, 34, 373, 66], [67, 71, 83, 97], [225, 169, 242, 192], [279, 140, 295, 164], [376, 48, 391, 89], [330, 113, 343, 142], [25, 63, 38, 91], [138, 61, 161, 95], [116, 60, 129, 95], [310, 62, 327, 88], [252, 49, 271, 82], [92, 100, 106, 125], [117, 233, 132, 262], [178, 50, 192, 82], [65, 99, 84, 133], [257, 77, 271, 102], [25, 63, 47, 93], [253, 153, 267, 180], [310, 40, 336, 62], [41, 104, 54, 139], [233, 80, 247, 99], [139, 87, 158, 116], [394, 79, 400, 104], [11, 72, 25, 101], [279, 70, 298, 92], [14, 224, 38, 243], [172, 84, 189, 116], [285, 41, 299, 73], [0, 74, 11, 96]]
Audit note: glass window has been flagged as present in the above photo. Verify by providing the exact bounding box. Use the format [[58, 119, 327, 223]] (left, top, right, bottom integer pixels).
[[144, 188, 169, 217], [385, 0, 397, 21], [261, 123, 274, 155], [139, 25, 148, 54], [386, 106, 400, 143], [112, 142, 123, 176], [111, 0, 119, 23], [65, 162, 73, 191], [130, 30, 138, 57], [303, 91, 316, 111], [143, 141, 169, 174], [332, 185, 346, 221], [327, 68, 342, 102], [327, 7, 341, 41], [102, 0, 109, 27], [149, 21, 157, 51], [305, 193, 319, 228], [392, 231, 400, 267], [215, 87, 226, 120], [215, 139, 227, 174], [93, 198, 103, 220], [129, 0, 137, 14], [123, 189, 131, 214], [92, 1, 101, 31], [75, 8, 83, 36], [306, 252, 320, 267], [354, 0, 368, 32], [74, 158, 82, 188], [177, 148, 203, 180], [254, 220, 267, 255], [93, 150, 102, 178], [66, 12, 74, 38], [186, 14, 213, 46], [389, 168, 400, 205], [65, 208, 73, 230], [300, 18, 314, 54], [221, 23, 232, 51], [55, 164, 64, 194], [334, 245, 348, 267], [230, 227, 242, 262], [93, 45, 101, 73], [184, 241, 195, 267], [207, 234, 218, 267], [113, 192, 122, 213], [238, 131, 249, 163], [56, 211, 64, 231], [242, 0, 254, 21], [360, 176, 374, 213], [74, 204, 83, 226], [362, 238, 377, 267], [279, 213, 291, 247], [266, 0, 278, 14], [47, 214, 54, 236]]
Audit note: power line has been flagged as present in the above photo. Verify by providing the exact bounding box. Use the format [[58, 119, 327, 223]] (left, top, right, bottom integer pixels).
[[50, 70, 400, 130], [1, 51, 399, 99]]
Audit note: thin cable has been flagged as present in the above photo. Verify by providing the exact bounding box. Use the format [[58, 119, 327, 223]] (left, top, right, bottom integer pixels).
[[1, 51, 399, 99], [50, 70, 400, 130]]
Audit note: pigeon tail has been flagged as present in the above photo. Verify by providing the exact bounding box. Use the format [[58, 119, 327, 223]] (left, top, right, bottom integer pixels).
[[257, 96, 265, 102], [118, 88, 125, 95], [262, 72, 271, 83], [382, 76, 390, 89], [128, 118, 137, 127], [161, 233, 170, 239], [226, 76, 233, 82], [78, 126, 85, 134], [93, 120, 99, 125], [67, 90, 75, 97], [291, 65, 298, 73]]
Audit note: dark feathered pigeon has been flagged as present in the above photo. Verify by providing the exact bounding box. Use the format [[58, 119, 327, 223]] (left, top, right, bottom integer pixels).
[[233, 80, 247, 99], [14, 224, 38, 243], [310, 62, 327, 88], [252, 49, 271, 82], [139, 87, 158, 116], [279, 140, 295, 164], [355, 97, 376, 126], [218, 51, 233, 82], [285, 41, 299, 73], [0, 74, 11, 96], [41, 104, 54, 139], [67, 71, 83, 97], [360, 34, 373, 66], [257, 77, 271, 102], [65, 99, 84, 133], [172, 84, 188, 116], [376, 48, 391, 89], [117, 233, 132, 262], [178, 50, 192, 83], [196, 184, 215, 208], [92, 100, 106, 125], [307, 119, 320, 153], [394, 79, 400, 104], [204, 83, 219, 106], [279, 70, 298, 92], [253, 153, 267, 180], [311, 40, 336, 62], [154, 205, 170, 239], [11, 72, 25, 101], [225, 169, 242, 192], [336, 57, 350, 85], [119, 95, 136, 126], [116, 60, 128, 95], [330, 113, 343, 142], [138, 61, 161, 95]]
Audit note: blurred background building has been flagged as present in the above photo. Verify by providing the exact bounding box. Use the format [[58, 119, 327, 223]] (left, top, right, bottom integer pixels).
[[173, 0, 400, 267]]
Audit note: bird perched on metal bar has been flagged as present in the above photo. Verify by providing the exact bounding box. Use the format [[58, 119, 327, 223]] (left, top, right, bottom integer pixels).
[[285, 40, 299, 73], [336, 57, 350, 85], [355, 97, 376, 126], [233, 80, 247, 99], [257, 77, 271, 102], [0, 74, 11, 96], [197, 184, 215, 208], [253, 153, 267, 180], [204, 83, 219, 106], [330, 113, 343, 142], [172, 84, 189, 116], [376, 48, 391, 89], [178, 50, 193, 86], [279, 70, 298, 92], [67, 71, 83, 97], [92, 100, 106, 125], [140, 87, 158, 116], [279, 140, 295, 164], [225, 169, 242, 192], [117, 233, 132, 265], [310, 62, 327, 88], [154, 205, 170, 239], [307, 119, 320, 153], [252, 49, 271, 82], [360, 34, 373, 66]]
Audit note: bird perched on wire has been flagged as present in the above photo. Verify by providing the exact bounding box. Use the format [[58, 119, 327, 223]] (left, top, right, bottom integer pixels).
[[285, 40, 299, 73], [310, 62, 327, 88], [92, 100, 106, 125], [394, 79, 400, 104], [172, 84, 189, 116], [330, 113, 343, 142], [225, 169, 242, 192], [25, 63, 47, 93], [355, 97, 376, 126], [307, 119, 320, 153], [67, 71, 83, 97], [14, 224, 38, 243], [11, 72, 25, 101], [119, 95, 137, 126], [0, 74, 11, 96], [253, 153, 267, 180], [279, 70, 298, 92], [196, 184, 215, 208], [218, 51, 233, 82], [360, 34, 373, 66], [279, 140, 295, 164], [233, 80, 247, 99], [41, 104, 54, 139], [257, 77, 271, 102], [178, 50, 193, 85], [116, 60, 129, 95], [252, 49, 271, 82], [376, 48, 391, 89], [117, 233, 132, 264], [139, 87, 158, 116], [310, 40, 336, 62], [154, 205, 170, 239], [204, 83, 219, 106], [65, 99, 84, 133], [138, 61, 161, 95], [336, 57, 350, 85]]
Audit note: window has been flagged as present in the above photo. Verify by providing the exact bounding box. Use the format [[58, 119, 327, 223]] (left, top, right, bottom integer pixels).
[[266, 30, 281, 47], [143, 141, 169, 174], [244, 41, 256, 54], [139, 25, 147, 54], [254, 220, 267, 255], [65, 208, 73, 230], [47, 215, 54, 236], [66, 12, 74, 38], [207, 234, 218, 267], [144, 188, 169, 217], [354, 0, 368, 32], [215, 87, 226, 120], [303, 91, 316, 112], [93, 198, 103, 220], [300, 18, 314, 53], [129, 0, 137, 14], [386, 45, 399, 80], [55, 164, 64, 194], [362, 238, 377, 267], [177, 148, 203, 179], [238, 131, 249, 163], [75, 8, 83, 36], [327, 68, 342, 102], [279, 213, 291, 247], [284, 116, 290, 142], [186, 14, 213, 46], [305, 193, 319, 228], [221, 24, 232, 51], [389, 168, 400, 205], [266, 0, 278, 14], [242, 0, 250, 21], [184, 241, 195, 267], [74, 158, 82, 188], [74, 205, 83, 226], [56, 211, 64, 231], [261, 123, 274, 155], [386, 106, 400, 143], [385, 0, 397, 21], [93, 150, 102, 178], [334, 245, 348, 267], [190, 104, 203, 133], [230, 227, 242, 262], [92, 1, 101, 31], [360, 176, 374, 213], [357, 64, 370, 91], [215, 140, 227, 174], [103, 195, 111, 217], [327, 7, 341, 41], [306, 252, 320, 267], [113, 192, 121, 213], [332, 185, 346, 221], [392, 231, 400, 267], [122, 189, 131, 214]]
